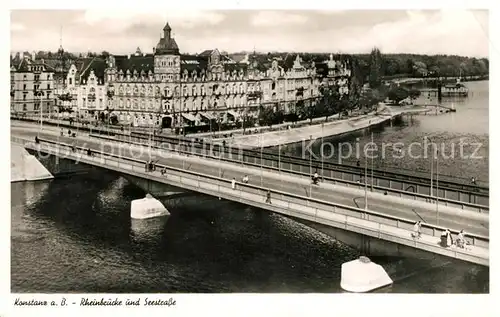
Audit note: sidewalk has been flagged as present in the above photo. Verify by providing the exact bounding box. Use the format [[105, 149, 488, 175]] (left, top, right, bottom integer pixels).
[[36, 128, 486, 223]]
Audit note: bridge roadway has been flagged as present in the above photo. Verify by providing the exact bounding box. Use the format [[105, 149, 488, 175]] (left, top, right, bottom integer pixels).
[[10, 121, 489, 210], [12, 127, 489, 237], [11, 119, 488, 196], [13, 135, 489, 266], [111, 132, 488, 211]]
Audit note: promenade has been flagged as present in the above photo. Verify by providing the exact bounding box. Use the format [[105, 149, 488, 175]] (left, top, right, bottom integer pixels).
[[216, 104, 430, 149], [12, 126, 488, 237]]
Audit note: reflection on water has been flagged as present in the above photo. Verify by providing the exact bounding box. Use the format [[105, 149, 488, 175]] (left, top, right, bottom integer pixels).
[[280, 81, 489, 183], [11, 172, 488, 293]]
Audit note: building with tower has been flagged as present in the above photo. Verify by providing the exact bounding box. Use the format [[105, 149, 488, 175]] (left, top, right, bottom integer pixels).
[[100, 22, 351, 129]]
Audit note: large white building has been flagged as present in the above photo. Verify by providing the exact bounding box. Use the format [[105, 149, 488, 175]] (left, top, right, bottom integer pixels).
[[10, 56, 55, 115], [52, 22, 352, 128]]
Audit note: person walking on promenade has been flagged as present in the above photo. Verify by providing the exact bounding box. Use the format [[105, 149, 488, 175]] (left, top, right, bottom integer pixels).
[[242, 175, 249, 183], [231, 178, 236, 190], [456, 229, 466, 248], [265, 190, 272, 204], [412, 221, 422, 239]]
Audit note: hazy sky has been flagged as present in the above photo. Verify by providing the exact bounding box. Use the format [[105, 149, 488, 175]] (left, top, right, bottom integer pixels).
[[10, 10, 489, 57]]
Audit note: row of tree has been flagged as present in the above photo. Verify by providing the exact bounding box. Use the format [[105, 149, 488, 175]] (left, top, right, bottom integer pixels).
[[360, 49, 489, 88]]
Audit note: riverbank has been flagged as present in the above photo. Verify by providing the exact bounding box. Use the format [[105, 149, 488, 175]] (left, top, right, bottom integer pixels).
[[216, 105, 430, 149]]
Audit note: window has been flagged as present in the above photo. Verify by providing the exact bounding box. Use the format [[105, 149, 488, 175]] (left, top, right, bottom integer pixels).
[[69, 78, 72, 85], [192, 86, 197, 96], [23, 104, 27, 111], [23, 84, 26, 90], [48, 84, 51, 90]]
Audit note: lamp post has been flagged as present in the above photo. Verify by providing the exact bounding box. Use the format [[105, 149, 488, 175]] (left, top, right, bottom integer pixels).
[[371, 132, 374, 190], [321, 123, 324, 182], [278, 128, 281, 174], [260, 133, 263, 187], [424, 136, 434, 199], [436, 149, 439, 225], [309, 134, 312, 197], [364, 155, 368, 210]]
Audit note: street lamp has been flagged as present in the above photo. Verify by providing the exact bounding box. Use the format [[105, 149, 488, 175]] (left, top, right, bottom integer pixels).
[[425, 136, 434, 198], [260, 133, 264, 187], [436, 149, 440, 225], [321, 123, 324, 182], [364, 155, 368, 210], [309, 134, 312, 198]]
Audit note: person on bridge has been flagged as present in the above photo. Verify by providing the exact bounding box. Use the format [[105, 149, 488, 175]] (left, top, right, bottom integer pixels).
[[231, 178, 236, 190], [312, 171, 319, 185], [242, 175, 249, 183], [34, 136, 39, 144], [456, 230, 466, 249], [87, 148, 92, 156], [265, 190, 272, 204], [412, 221, 422, 239]]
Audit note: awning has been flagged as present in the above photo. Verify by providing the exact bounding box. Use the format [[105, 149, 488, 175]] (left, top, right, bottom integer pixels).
[[181, 113, 197, 122], [227, 110, 240, 119], [200, 112, 216, 120]]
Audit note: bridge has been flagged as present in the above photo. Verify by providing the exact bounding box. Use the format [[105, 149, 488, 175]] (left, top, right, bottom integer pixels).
[[11, 125, 489, 266]]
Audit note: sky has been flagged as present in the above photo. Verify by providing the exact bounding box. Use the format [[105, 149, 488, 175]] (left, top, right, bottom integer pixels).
[[10, 9, 489, 57]]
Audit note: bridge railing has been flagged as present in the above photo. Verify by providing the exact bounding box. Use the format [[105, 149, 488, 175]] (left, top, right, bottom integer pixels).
[[12, 117, 489, 190], [15, 136, 489, 257], [115, 132, 490, 199], [88, 133, 489, 213]]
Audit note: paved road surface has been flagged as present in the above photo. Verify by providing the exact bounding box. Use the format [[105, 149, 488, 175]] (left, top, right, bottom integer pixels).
[[12, 127, 489, 237]]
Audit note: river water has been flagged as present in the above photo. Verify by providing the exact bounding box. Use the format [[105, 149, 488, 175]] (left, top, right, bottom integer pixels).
[[281, 80, 489, 184], [11, 81, 489, 293]]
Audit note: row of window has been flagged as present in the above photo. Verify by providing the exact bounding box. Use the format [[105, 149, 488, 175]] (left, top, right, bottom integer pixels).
[[21, 84, 51, 90]]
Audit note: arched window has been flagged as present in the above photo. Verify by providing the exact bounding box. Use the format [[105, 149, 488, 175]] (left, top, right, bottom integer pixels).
[[192, 86, 197, 96], [183, 86, 187, 97], [201, 85, 205, 95], [119, 99, 124, 108], [126, 99, 131, 108], [133, 99, 138, 109], [239, 84, 244, 94]]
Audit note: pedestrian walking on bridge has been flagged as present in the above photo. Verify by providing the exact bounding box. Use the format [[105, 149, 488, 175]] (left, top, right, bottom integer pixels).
[[231, 178, 236, 190], [265, 190, 272, 204]]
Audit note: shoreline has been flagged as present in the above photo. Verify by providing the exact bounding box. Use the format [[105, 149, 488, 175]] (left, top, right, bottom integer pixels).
[[217, 105, 430, 149]]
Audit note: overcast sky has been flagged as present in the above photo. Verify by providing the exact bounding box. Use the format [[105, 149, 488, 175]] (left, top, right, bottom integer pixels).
[[10, 10, 489, 57]]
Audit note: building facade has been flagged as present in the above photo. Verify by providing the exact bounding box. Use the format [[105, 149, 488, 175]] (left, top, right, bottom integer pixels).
[[101, 22, 351, 128], [21, 22, 352, 128], [10, 57, 55, 115]]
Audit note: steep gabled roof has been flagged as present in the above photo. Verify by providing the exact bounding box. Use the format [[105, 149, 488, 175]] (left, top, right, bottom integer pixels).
[[78, 57, 107, 84]]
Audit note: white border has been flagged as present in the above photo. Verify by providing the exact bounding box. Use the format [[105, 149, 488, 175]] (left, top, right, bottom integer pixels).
[[2, 1, 498, 317]]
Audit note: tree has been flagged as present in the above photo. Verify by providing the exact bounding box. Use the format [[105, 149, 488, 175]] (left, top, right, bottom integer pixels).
[[258, 105, 274, 127], [387, 87, 409, 104], [368, 47, 383, 88]]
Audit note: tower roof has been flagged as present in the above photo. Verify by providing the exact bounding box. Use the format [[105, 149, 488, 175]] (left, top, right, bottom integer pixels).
[[163, 22, 171, 31]]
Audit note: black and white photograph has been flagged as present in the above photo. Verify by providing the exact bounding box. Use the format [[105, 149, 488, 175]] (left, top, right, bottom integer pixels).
[[6, 3, 494, 313]]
